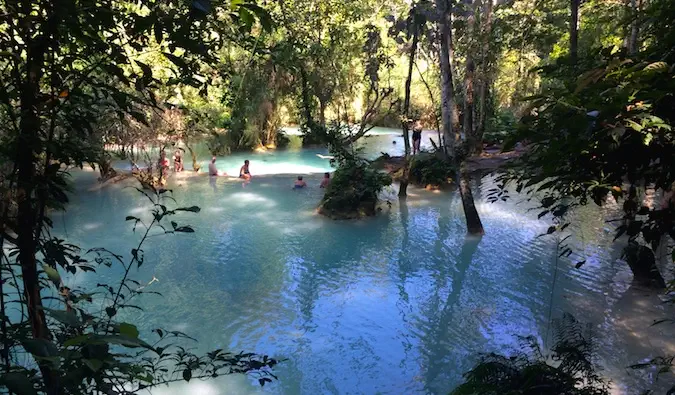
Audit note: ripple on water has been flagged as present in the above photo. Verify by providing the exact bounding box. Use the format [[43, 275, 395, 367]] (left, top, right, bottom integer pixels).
[[56, 167, 675, 395]]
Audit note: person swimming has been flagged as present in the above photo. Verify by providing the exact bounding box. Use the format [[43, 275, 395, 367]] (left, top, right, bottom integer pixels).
[[239, 160, 251, 180], [294, 176, 307, 189], [173, 150, 184, 172], [320, 172, 331, 188], [208, 157, 218, 176]]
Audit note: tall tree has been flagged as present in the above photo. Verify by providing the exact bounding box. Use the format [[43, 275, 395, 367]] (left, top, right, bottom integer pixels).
[[475, 0, 494, 155], [436, 0, 485, 235], [464, 0, 478, 155], [570, 0, 580, 62], [398, 4, 422, 198], [627, 0, 641, 55], [0, 0, 276, 392]]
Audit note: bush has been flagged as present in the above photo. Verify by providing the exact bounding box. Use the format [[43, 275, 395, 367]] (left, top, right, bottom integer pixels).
[[319, 124, 392, 219], [275, 130, 291, 148], [452, 314, 609, 395], [409, 153, 454, 187], [300, 122, 329, 146], [484, 109, 517, 145]]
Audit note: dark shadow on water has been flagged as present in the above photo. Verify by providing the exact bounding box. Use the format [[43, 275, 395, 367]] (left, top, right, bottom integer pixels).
[[422, 235, 482, 393]]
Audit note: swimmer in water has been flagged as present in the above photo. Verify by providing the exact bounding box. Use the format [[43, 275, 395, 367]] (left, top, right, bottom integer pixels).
[[320, 172, 331, 188], [208, 157, 218, 176], [239, 160, 251, 180], [294, 176, 307, 189]]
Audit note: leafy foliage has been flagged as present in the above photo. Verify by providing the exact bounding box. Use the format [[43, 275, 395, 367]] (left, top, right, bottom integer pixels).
[[408, 152, 455, 186], [1, 189, 278, 394], [452, 314, 610, 395], [319, 124, 392, 219], [489, 45, 675, 284], [484, 109, 517, 145]]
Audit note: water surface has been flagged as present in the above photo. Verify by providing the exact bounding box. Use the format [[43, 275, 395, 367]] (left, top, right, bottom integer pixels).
[[58, 131, 674, 394]]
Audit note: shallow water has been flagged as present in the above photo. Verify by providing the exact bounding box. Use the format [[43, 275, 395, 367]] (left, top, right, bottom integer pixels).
[[56, 131, 674, 394]]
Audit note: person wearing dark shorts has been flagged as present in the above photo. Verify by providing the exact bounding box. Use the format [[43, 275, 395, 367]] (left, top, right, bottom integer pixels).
[[412, 120, 422, 155]]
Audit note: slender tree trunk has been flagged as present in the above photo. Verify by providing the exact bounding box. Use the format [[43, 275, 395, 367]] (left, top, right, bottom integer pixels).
[[17, 3, 60, 390], [299, 65, 314, 128], [464, 0, 478, 155], [399, 14, 419, 198], [475, 0, 493, 154], [628, 0, 640, 55], [464, 56, 475, 153], [570, 0, 580, 63], [318, 100, 327, 126], [437, 0, 485, 235], [414, 62, 441, 147]]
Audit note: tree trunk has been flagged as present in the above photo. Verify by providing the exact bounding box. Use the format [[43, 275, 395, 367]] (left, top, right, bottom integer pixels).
[[438, 1, 456, 151], [464, 56, 476, 154], [628, 0, 640, 55], [299, 65, 314, 128], [17, 14, 60, 391], [464, 0, 478, 155], [399, 13, 420, 198], [437, 0, 485, 235], [570, 0, 580, 63], [475, 0, 493, 155], [318, 99, 327, 126]]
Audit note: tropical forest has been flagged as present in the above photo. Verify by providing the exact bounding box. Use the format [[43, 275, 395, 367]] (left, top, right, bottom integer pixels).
[[0, 0, 674, 393]]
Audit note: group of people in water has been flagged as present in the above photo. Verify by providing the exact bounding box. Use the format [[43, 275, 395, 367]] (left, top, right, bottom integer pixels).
[[205, 156, 331, 189], [156, 121, 425, 187]]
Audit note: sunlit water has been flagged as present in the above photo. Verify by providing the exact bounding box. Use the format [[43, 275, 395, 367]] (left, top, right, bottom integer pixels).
[[54, 129, 674, 394]]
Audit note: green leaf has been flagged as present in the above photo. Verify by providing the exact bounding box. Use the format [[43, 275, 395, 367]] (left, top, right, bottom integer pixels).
[[45, 308, 80, 327], [176, 206, 201, 213], [174, 226, 195, 233], [105, 306, 117, 318], [42, 264, 61, 286], [164, 52, 189, 71], [154, 24, 163, 44], [644, 61, 667, 72], [0, 372, 38, 395], [64, 334, 90, 347], [119, 322, 140, 338], [22, 338, 58, 358], [83, 359, 104, 372], [68, 334, 153, 349], [183, 368, 192, 382]]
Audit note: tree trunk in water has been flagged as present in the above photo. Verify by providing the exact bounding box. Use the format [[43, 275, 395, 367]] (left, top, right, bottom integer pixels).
[[399, 14, 420, 199], [437, 0, 485, 235], [570, 0, 580, 63]]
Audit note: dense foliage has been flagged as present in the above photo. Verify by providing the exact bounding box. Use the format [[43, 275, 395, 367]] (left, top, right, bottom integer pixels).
[[0, 0, 278, 393], [453, 314, 610, 395], [489, 0, 675, 285], [408, 153, 455, 187], [319, 125, 392, 219]]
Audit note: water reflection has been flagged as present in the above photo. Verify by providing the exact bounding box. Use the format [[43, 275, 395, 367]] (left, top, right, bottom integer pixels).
[[57, 158, 675, 394]]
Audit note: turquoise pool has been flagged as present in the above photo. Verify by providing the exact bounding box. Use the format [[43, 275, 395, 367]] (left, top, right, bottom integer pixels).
[[57, 131, 674, 394]]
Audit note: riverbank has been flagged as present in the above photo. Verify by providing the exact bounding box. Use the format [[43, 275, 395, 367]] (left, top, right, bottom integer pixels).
[[377, 147, 521, 175]]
